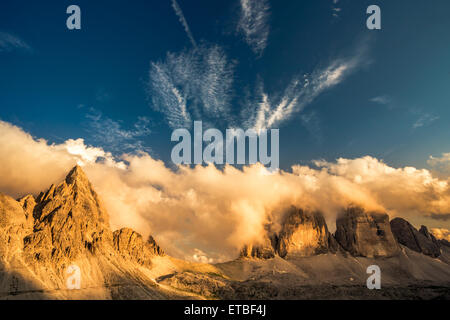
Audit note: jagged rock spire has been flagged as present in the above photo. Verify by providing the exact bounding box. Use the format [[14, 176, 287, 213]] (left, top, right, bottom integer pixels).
[[390, 218, 441, 257]]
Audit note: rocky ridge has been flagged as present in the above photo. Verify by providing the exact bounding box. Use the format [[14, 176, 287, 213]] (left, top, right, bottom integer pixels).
[[0, 165, 449, 300], [241, 205, 401, 260], [390, 217, 442, 257], [0, 166, 171, 299]]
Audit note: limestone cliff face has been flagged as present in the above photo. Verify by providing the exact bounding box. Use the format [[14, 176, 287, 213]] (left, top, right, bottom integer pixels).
[[334, 206, 399, 258], [390, 218, 441, 257], [113, 228, 164, 267], [240, 236, 276, 259], [240, 206, 338, 259], [0, 194, 30, 264], [276, 207, 338, 258], [0, 193, 28, 228], [0, 165, 167, 299], [19, 165, 166, 265], [22, 166, 113, 264], [18, 194, 35, 227]]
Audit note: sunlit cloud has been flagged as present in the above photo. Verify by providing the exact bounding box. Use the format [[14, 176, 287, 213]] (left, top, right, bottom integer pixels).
[[428, 153, 450, 176], [1, 121, 449, 262], [431, 228, 450, 241]]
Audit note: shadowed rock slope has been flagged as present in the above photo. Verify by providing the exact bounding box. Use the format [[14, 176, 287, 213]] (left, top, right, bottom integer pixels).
[[390, 218, 442, 258], [334, 206, 399, 258]]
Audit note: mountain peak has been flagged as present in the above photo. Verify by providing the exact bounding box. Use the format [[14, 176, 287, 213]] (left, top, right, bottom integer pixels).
[[65, 165, 89, 185], [240, 206, 338, 259], [23, 164, 113, 263], [390, 218, 441, 257]]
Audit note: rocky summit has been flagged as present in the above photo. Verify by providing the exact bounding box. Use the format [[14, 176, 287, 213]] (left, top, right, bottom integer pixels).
[[241, 205, 402, 260], [240, 207, 338, 259], [276, 207, 339, 258], [334, 206, 399, 258], [0, 165, 449, 300], [22, 165, 112, 264], [0, 166, 173, 299], [390, 218, 441, 257]]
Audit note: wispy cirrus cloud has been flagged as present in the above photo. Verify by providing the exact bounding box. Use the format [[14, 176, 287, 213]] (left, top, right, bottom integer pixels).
[[85, 109, 151, 154], [148, 44, 235, 128], [237, 0, 270, 56], [370, 95, 391, 105], [243, 45, 368, 131], [149, 39, 369, 134], [332, 0, 342, 18], [412, 113, 439, 129], [0, 32, 31, 53], [171, 0, 197, 49]]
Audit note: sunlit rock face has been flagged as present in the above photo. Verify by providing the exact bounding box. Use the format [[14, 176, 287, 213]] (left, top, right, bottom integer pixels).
[[276, 207, 338, 258], [0, 165, 450, 299], [335, 206, 399, 258], [0, 193, 30, 264], [18, 194, 35, 227], [0, 165, 169, 299], [19, 165, 166, 266], [23, 165, 114, 264], [113, 228, 165, 267], [240, 237, 276, 259], [240, 206, 338, 259], [390, 218, 441, 257]]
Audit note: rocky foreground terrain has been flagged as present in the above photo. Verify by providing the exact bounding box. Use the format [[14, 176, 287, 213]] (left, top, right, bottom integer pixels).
[[0, 166, 449, 299]]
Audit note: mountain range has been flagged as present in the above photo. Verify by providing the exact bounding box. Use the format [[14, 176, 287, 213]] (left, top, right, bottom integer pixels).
[[0, 166, 449, 299]]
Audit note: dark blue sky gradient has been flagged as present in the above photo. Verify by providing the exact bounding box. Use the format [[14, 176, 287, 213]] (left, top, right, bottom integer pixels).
[[1, 0, 449, 170]]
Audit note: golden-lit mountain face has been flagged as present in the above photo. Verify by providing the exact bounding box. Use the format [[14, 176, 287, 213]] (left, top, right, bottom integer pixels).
[[0, 166, 171, 299], [0, 165, 449, 299], [23, 165, 112, 263]]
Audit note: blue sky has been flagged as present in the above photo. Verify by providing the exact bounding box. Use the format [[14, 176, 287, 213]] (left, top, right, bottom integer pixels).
[[1, 0, 450, 171]]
